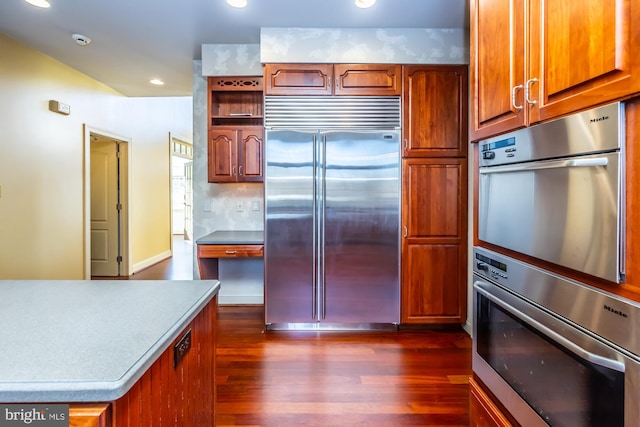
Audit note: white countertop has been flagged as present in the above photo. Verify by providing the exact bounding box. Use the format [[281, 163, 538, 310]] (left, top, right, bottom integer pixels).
[[0, 279, 219, 403], [196, 230, 263, 245]]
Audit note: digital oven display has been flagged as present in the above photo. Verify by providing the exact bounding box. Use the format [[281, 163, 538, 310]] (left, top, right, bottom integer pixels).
[[475, 253, 507, 272]]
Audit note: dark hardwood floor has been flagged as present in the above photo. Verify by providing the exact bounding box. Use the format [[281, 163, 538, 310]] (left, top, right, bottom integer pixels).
[[92, 236, 473, 425], [217, 306, 472, 427]]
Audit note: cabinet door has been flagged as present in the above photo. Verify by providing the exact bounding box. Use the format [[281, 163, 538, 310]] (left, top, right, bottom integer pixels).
[[401, 158, 467, 324], [237, 127, 264, 182], [470, 0, 526, 142], [208, 129, 237, 183], [470, 378, 516, 427], [404, 65, 468, 157], [264, 63, 333, 95], [529, 0, 640, 123], [334, 64, 402, 96]]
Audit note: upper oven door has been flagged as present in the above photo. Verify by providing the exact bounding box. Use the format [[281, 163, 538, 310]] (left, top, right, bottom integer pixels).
[[478, 151, 624, 282]]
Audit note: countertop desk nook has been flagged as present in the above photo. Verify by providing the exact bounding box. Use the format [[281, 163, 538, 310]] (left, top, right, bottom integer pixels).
[[0, 279, 220, 426], [196, 230, 264, 279]]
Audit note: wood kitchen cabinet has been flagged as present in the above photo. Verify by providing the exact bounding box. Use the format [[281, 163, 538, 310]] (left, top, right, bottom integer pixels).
[[470, 0, 640, 141], [403, 65, 468, 157], [208, 127, 263, 183], [208, 76, 263, 183], [470, 377, 516, 427], [401, 158, 467, 324], [264, 63, 402, 96]]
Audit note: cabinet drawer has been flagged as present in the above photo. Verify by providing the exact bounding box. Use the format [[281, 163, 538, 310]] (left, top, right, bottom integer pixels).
[[197, 244, 263, 258]]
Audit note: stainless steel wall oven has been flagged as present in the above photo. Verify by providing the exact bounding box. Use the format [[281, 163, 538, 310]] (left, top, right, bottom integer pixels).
[[473, 247, 640, 427], [477, 102, 625, 283]]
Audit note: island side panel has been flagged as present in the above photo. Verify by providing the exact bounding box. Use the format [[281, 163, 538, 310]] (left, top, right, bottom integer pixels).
[[110, 295, 217, 426]]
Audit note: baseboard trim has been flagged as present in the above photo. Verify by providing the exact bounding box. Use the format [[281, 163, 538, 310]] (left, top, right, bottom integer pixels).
[[133, 250, 172, 273]]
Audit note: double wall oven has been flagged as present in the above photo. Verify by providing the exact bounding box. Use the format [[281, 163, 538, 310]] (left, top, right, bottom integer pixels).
[[473, 103, 640, 426]]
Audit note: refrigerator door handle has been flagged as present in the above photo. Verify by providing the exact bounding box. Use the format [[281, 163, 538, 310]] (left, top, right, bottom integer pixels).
[[320, 134, 327, 320], [312, 133, 318, 320]]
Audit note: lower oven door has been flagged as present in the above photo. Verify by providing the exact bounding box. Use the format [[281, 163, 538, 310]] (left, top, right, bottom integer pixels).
[[477, 151, 623, 283], [473, 275, 640, 427]]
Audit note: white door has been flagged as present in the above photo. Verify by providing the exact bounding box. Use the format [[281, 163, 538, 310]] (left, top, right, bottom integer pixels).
[[90, 139, 120, 276]]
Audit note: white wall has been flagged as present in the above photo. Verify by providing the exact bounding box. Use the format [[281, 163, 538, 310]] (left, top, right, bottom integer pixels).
[[0, 32, 192, 279]]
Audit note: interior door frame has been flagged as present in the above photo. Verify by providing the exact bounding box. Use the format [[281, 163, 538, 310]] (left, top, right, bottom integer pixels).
[[83, 124, 133, 279], [169, 132, 193, 251]]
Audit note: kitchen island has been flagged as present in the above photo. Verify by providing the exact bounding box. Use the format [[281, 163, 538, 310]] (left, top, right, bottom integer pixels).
[[0, 279, 219, 426]]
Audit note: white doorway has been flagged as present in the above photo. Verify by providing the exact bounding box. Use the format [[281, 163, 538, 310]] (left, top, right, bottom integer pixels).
[[170, 135, 193, 241], [84, 125, 132, 279]]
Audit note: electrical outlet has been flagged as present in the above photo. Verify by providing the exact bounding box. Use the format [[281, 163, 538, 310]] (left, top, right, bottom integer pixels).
[[236, 201, 244, 212], [251, 200, 260, 211], [204, 200, 211, 212]]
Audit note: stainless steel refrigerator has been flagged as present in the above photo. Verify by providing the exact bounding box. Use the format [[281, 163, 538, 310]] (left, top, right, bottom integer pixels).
[[264, 96, 401, 329]]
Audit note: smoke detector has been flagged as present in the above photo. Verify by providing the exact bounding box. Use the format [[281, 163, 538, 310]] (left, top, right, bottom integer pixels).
[[72, 33, 91, 46]]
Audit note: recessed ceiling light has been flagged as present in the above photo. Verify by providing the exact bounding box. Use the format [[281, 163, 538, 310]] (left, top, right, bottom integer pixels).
[[24, 0, 51, 8], [355, 0, 376, 8], [150, 79, 165, 86], [72, 33, 91, 46], [226, 0, 247, 8]]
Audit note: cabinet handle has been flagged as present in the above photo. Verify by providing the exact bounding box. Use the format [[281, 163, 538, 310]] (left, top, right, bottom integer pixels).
[[404, 139, 408, 150], [403, 226, 408, 237], [511, 85, 524, 111], [239, 165, 243, 176], [525, 78, 539, 105], [232, 166, 237, 176], [225, 250, 238, 255]]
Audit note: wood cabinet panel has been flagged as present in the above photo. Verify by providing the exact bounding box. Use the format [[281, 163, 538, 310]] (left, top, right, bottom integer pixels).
[[238, 128, 264, 181], [265, 63, 402, 96], [208, 127, 263, 183], [208, 129, 236, 182], [401, 158, 467, 324], [402, 158, 465, 238], [469, 377, 516, 427], [264, 63, 333, 95], [471, 0, 640, 141], [111, 296, 217, 427], [401, 243, 465, 323], [69, 404, 110, 427], [470, 0, 526, 140], [403, 65, 468, 157], [334, 64, 401, 96], [529, 0, 640, 123], [198, 244, 264, 259]]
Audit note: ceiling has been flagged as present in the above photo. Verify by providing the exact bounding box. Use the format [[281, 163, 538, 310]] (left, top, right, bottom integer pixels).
[[0, 0, 469, 97]]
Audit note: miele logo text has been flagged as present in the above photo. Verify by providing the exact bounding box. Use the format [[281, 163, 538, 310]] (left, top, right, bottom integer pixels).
[[590, 115, 609, 123], [604, 304, 628, 318]]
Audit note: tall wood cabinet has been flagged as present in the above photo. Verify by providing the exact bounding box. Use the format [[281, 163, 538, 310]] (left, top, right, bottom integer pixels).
[[401, 65, 468, 324], [264, 63, 402, 96], [470, 0, 640, 141], [207, 76, 264, 183]]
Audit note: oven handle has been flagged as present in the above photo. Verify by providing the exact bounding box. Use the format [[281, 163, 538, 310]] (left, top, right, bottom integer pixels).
[[474, 281, 625, 372], [479, 157, 609, 174]]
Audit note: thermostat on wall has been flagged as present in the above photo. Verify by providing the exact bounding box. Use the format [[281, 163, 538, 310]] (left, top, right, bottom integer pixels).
[[49, 100, 71, 115]]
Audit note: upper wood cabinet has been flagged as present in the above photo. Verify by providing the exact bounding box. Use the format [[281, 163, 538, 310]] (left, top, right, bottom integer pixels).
[[208, 127, 263, 183], [207, 76, 264, 183], [403, 65, 468, 157], [264, 63, 402, 96], [470, 0, 640, 141]]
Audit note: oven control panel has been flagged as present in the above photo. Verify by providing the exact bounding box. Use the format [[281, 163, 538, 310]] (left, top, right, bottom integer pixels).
[[474, 253, 509, 282], [479, 136, 518, 167]]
